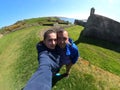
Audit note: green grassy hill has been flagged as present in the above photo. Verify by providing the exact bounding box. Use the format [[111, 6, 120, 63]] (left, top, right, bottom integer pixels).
[[0, 17, 120, 90]]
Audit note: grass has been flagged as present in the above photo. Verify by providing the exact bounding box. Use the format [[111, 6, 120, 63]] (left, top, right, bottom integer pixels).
[[0, 26, 49, 90], [0, 25, 120, 90], [79, 39, 120, 76], [66, 25, 120, 76], [24, 17, 60, 24], [52, 65, 97, 90]]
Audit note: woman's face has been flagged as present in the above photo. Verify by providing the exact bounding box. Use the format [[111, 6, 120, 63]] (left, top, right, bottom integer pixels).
[[44, 33, 57, 49]]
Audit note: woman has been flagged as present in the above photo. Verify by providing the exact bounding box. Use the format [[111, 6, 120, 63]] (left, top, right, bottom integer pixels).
[[23, 29, 60, 90]]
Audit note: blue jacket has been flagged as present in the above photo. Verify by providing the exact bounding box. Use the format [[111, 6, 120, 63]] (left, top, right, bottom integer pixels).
[[23, 42, 60, 90], [67, 38, 79, 64]]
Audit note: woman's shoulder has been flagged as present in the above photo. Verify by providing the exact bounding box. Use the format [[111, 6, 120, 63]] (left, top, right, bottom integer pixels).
[[37, 41, 44, 47], [36, 41, 47, 53]]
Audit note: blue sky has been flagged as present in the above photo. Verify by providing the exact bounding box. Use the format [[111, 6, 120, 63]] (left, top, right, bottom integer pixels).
[[0, 0, 120, 28]]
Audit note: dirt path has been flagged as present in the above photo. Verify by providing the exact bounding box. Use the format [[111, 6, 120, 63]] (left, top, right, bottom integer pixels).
[[0, 34, 3, 38]]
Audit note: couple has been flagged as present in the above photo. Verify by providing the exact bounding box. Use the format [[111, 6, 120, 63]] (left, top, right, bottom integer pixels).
[[23, 28, 79, 90]]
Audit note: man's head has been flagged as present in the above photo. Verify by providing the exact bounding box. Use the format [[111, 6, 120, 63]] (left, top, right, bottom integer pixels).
[[43, 29, 57, 49], [57, 29, 69, 48]]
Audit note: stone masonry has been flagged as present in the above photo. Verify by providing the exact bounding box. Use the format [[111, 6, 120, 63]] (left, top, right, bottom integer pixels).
[[81, 8, 120, 44]]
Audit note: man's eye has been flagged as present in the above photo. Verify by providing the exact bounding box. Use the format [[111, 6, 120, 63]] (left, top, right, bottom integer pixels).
[[63, 38, 67, 40], [58, 37, 67, 40]]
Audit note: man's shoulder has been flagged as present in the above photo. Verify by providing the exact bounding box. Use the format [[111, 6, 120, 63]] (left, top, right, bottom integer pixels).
[[68, 39, 78, 49], [69, 38, 76, 45]]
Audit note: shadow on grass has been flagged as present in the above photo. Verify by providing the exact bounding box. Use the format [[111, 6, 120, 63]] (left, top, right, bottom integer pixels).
[[74, 31, 120, 53], [52, 73, 67, 87]]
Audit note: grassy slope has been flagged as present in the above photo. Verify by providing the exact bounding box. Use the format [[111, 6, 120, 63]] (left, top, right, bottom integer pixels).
[[65, 26, 120, 89], [66, 26, 120, 76], [0, 25, 120, 90], [0, 26, 49, 90]]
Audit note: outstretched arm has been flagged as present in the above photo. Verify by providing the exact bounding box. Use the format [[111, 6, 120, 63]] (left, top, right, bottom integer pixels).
[[23, 53, 52, 90]]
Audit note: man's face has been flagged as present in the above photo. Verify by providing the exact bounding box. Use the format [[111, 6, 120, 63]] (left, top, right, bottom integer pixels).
[[57, 31, 69, 48], [44, 33, 57, 49]]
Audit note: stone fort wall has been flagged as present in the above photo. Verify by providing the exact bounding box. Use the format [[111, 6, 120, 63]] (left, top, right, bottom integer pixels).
[[81, 8, 120, 44]]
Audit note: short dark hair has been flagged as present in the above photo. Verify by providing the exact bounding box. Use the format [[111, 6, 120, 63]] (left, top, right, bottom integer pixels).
[[56, 28, 66, 33], [43, 29, 56, 40]]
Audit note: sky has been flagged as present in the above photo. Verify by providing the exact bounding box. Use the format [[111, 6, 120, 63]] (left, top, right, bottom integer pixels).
[[0, 0, 120, 28]]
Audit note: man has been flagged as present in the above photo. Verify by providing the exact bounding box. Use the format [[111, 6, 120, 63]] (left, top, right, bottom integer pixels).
[[23, 29, 60, 90], [57, 29, 79, 77]]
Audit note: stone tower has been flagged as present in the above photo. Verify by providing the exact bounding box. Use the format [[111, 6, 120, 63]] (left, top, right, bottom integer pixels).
[[90, 7, 95, 16]]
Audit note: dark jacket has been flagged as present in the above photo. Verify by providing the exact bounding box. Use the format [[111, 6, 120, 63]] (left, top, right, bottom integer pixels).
[[23, 42, 60, 90]]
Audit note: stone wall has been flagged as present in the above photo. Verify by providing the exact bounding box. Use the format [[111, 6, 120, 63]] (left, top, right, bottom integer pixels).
[[74, 19, 86, 27], [82, 14, 120, 44]]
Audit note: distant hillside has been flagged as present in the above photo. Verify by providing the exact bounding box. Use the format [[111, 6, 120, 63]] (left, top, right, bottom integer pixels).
[[0, 17, 71, 35], [59, 17, 87, 25]]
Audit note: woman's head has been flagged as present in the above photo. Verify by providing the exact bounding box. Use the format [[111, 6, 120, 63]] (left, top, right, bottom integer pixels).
[[43, 29, 57, 49]]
